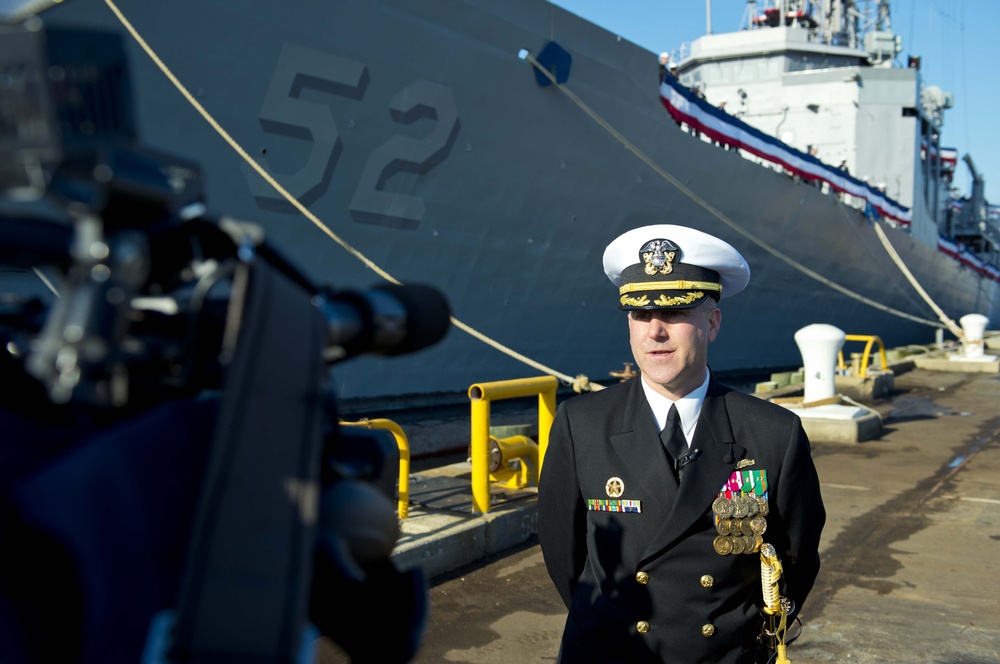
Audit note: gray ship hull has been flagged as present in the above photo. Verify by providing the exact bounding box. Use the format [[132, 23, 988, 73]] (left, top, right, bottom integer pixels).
[[43, 0, 1000, 401]]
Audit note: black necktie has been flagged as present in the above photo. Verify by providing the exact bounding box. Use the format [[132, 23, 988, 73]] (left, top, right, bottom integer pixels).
[[661, 404, 689, 478]]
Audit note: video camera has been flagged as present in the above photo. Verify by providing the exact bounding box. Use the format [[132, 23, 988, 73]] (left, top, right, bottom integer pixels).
[[0, 16, 447, 664]]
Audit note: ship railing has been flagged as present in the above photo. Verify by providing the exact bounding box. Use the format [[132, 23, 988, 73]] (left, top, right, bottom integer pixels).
[[468, 377, 558, 515], [339, 418, 412, 519], [836, 334, 888, 378]]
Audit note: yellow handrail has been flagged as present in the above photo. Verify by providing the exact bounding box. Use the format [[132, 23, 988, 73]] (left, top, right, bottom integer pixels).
[[338, 418, 411, 519], [467, 376, 558, 514], [836, 334, 888, 378]]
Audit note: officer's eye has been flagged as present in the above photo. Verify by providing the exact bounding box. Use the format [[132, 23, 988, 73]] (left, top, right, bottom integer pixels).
[[630, 311, 651, 322]]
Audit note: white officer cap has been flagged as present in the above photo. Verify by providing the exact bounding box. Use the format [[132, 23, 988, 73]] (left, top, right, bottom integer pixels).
[[603, 224, 750, 310]]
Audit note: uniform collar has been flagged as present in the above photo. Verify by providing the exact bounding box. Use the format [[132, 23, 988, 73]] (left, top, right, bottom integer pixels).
[[639, 371, 710, 443]]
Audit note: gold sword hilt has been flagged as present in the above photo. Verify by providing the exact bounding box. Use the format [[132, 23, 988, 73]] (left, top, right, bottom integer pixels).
[[760, 543, 791, 664]]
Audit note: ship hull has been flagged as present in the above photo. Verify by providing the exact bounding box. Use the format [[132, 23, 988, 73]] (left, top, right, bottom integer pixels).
[[44, 0, 1000, 400]]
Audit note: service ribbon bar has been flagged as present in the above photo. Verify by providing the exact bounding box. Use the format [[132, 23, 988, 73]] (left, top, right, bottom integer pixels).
[[587, 499, 642, 513], [722, 469, 768, 497]]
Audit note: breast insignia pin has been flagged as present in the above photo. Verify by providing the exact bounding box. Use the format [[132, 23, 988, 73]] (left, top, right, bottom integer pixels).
[[735, 458, 755, 470], [606, 477, 624, 498]]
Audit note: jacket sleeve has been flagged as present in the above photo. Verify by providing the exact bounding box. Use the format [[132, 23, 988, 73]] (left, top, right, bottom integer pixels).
[[775, 418, 826, 615], [537, 403, 588, 609]]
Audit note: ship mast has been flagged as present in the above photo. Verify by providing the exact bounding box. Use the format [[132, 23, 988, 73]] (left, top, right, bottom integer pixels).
[[743, 1, 896, 62], [828, 0, 896, 62]]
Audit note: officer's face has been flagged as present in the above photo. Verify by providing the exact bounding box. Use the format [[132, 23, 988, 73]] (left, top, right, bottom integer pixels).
[[628, 300, 721, 400]]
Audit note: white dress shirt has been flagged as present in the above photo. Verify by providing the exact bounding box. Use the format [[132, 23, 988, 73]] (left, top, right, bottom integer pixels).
[[639, 371, 711, 449]]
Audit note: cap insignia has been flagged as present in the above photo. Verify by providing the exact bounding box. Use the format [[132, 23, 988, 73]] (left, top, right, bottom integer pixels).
[[641, 239, 678, 276], [653, 291, 705, 307]]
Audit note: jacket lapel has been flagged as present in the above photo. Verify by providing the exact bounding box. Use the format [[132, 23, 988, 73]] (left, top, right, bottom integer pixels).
[[639, 376, 747, 563], [608, 377, 678, 517]]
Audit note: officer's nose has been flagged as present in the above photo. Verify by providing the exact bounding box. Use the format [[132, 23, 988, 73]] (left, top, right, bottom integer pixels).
[[647, 315, 669, 340]]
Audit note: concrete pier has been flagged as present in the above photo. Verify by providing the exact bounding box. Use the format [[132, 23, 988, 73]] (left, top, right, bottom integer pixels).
[[332, 367, 1000, 664]]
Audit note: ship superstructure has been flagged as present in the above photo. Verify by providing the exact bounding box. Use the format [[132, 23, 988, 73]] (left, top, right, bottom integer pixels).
[[674, 0, 993, 263]]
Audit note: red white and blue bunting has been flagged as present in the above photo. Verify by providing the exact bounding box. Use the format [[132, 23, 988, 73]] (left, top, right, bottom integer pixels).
[[937, 236, 1000, 281], [659, 74, 1000, 283], [659, 74, 911, 225]]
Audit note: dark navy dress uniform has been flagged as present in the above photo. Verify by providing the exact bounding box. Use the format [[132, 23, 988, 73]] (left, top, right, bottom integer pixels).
[[538, 374, 824, 663], [538, 224, 826, 663]]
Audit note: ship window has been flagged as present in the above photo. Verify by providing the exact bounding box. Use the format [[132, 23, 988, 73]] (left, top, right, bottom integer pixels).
[[785, 54, 860, 72], [734, 55, 781, 83], [691, 55, 783, 85], [684, 71, 701, 88], [703, 63, 736, 85], [902, 107, 918, 117]]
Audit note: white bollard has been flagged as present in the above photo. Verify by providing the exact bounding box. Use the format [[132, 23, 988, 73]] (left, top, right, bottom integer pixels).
[[794, 324, 845, 403], [959, 313, 989, 359]]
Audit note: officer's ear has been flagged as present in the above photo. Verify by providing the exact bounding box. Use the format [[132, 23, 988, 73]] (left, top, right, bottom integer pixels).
[[707, 304, 722, 343]]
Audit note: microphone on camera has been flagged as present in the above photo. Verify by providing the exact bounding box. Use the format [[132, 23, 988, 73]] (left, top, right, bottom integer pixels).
[[320, 283, 451, 363]]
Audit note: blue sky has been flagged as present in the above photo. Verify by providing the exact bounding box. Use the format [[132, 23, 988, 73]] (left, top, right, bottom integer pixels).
[[550, 0, 998, 205]]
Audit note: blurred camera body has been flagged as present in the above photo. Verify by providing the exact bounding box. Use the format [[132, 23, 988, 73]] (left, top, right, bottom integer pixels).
[[0, 20, 443, 664]]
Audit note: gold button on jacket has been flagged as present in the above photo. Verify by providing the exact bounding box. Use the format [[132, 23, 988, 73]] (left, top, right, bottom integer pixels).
[[635, 571, 649, 584], [636, 621, 650, 634], [700, 574, 715, 588], [701, 624, 716, 637]]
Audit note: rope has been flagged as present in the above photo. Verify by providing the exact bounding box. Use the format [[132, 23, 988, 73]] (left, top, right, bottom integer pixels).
[[871, 222, 964, 339], [831, 202, 943, 317], [837, 393, 884, 423], [524, 53, 949, 332], [103, 0, 603, 394], [450, 318, 601, 392], [32, 267, 60, 298]]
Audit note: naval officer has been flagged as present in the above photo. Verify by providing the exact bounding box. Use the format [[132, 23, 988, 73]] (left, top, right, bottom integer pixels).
[[538, 224, 825, 663]]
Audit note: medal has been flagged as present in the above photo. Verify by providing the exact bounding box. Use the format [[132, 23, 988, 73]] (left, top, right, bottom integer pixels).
[[713, 535, 733, 555], [711, 470, 770, 557], [712, 496, 733, 518]]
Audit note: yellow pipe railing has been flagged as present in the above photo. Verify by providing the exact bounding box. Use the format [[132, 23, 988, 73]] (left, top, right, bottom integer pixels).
[[467, 376, 558, 514], [338, 418, 411, 519], [836, 334, 888, 378]]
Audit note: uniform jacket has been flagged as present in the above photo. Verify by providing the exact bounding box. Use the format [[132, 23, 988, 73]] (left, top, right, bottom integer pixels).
[[538, 373, 825, 664]]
